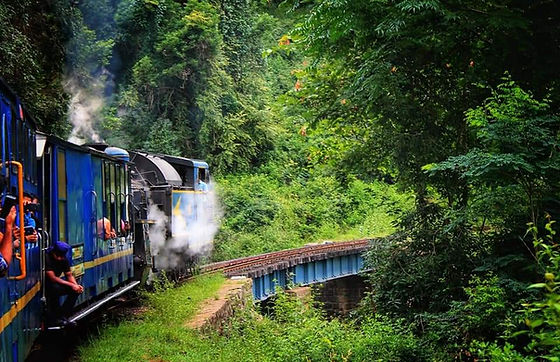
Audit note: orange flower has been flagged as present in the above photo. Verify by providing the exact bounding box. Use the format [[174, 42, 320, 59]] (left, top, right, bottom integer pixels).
[[278, 35, 291, 46]]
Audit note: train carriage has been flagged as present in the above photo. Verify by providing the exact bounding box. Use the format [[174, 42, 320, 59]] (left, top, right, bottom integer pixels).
[[39, 136, 137, 318], [0, 80, 41, 362]]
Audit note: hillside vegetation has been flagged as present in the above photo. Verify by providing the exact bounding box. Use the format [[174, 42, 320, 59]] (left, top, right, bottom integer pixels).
[[3, 0, 560, 359]]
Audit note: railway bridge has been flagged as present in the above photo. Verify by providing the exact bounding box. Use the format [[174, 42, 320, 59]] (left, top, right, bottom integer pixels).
[[203, 240, 370, 301]]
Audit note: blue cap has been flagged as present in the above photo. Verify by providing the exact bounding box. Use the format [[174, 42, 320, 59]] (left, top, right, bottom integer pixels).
[[47, 241, 71, 256]]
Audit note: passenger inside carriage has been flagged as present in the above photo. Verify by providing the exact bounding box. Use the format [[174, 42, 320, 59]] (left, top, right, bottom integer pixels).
[[197, 177, 208, 192], [45, 241, 83, 326], [0, 205, 17, 278], [13, 192, 38, 244], [97, 217, 116, 240], [0, 175, 17, 277]]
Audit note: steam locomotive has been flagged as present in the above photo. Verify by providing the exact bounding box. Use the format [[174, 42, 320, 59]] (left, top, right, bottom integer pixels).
[[0, 79, 212, 361]]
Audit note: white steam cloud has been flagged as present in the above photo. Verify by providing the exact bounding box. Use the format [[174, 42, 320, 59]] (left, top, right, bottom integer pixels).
[[65, 70, 114, 145], [147, 182, 222, 270]]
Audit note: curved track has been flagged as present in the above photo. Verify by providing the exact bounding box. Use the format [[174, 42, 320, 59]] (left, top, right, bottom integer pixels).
[[202, 239, 370, 277]]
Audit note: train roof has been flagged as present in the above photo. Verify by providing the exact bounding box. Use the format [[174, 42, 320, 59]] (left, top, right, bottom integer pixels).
[[38, 132, 131, 163], [158, 154, 209, 169], [129, 151, 182, 187], [0, 78, 38, 129]]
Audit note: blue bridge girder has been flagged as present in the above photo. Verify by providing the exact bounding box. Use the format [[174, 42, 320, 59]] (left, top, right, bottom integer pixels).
[[251, 253, 365, 301]]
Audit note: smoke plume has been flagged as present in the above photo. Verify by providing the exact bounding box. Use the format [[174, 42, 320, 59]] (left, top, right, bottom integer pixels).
[[65, 70, 114, 145], [147, 182, 222, 270]]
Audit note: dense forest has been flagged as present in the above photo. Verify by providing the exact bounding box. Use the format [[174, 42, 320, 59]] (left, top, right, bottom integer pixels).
[[2, 0, 560, 359]]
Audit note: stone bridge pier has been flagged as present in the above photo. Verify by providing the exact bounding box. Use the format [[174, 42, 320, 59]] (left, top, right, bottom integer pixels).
[[312, 275, 369, 317]]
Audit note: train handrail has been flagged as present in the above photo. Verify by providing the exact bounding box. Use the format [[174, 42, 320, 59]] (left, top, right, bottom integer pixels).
[[117, 192, 126, 237], [7, 161, 26, 280], [107, 191, 117, 250], [126, 193, 135, 245]]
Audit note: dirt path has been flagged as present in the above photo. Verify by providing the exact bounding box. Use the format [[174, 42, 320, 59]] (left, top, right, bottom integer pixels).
[[185, 277, 251, 330]]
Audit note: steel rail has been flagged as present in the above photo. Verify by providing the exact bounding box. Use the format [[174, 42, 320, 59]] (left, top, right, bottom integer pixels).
[[202, 239, 370, 276]]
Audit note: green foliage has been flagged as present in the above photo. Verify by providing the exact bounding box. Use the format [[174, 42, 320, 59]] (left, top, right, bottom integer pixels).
[[463, 276, 508, 327], [111, 0, 282, 171], [142, 118, 180, 156], [81, 285, 430, 361], [0, 0, 69, 134], [201, 108, 277, 174], [223, 291, 430, 361], [449, 275, 509, 342], [427, 79, 560, 226], [294, 0, 560, 207], [213, 171, 411, 261], [522, 221, 560, 357], [471, 341, 534, 362], [472, 222, 560, 360], [65, 12, 114, 77]]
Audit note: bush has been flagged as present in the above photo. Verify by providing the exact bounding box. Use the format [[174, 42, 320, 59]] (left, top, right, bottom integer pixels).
[[219, 291, 431, 361], [213, 172, 412, 261]]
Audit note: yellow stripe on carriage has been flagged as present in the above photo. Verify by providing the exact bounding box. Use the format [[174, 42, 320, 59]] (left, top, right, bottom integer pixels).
[[0, 281, 41, 334], [83, 248, 133, 270]]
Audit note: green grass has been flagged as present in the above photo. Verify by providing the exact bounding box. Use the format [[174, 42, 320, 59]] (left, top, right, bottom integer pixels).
[[78, 273, 225, 362], [79, 286, 430, 362]]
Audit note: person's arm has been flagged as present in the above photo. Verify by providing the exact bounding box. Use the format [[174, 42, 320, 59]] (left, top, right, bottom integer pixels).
[[25, 230, 38, 243], [46, 270, 75, 288], [66, 271, 77, 285], [65, 271, 84, 292], [0, 207, 17, 265], [46, 270, 83, 293]]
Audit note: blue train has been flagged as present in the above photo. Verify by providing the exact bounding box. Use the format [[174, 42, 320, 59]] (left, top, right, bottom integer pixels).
[[0, 79, 211, 361]]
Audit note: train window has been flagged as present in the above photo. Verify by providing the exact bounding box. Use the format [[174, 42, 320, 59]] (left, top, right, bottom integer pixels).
[[57, 149, 67, 241], [110, 163, 116, 227], [104, 161, 110, 215], [185, 166, 194, 188], [57, 150, 67, 199], [27, 128, 34, 182], [198, 168, 207, 182], [31, 132, 37, 182], [0, 110, 4, 163], [10, 111, 15, 160], [123, 167, 128, 221], [115, 164, 121, 233], [121, 166, 127, 232], [23, 125, 29, 181], [58, 202, 66, 242]]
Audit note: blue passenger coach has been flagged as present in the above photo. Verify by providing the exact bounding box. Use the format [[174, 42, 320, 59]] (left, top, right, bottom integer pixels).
[[41, 137, 136, 312], [0, 80, 41, 362]]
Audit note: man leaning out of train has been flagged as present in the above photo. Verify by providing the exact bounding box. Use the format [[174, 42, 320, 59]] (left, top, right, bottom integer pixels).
[[0, 205, 17, 277], [45, 241, 84, 327]]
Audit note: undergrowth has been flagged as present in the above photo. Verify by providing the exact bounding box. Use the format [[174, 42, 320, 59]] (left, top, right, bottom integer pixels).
[[213, 176, 413, 261], [79, 280, 432, 362], [78, 273, 225, 361]]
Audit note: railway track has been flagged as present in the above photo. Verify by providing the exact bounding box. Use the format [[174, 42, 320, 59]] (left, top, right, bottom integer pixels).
[[202, 239, 370, 277]]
